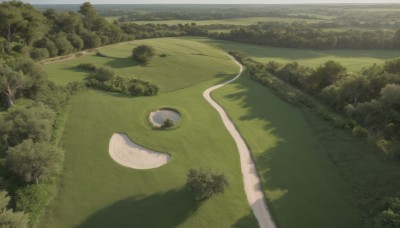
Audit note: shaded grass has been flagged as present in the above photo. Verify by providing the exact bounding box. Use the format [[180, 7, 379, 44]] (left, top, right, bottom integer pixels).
[[213, 74, 361, 228], [40, 41, 257, 227], [188, 37, 400, 72]]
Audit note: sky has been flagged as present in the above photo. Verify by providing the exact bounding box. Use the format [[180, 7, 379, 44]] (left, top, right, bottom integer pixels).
[[6, 0, 400, 4]]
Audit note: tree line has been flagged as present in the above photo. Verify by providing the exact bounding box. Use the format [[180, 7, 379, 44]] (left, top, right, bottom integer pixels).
[[0, 1, 128, 64]]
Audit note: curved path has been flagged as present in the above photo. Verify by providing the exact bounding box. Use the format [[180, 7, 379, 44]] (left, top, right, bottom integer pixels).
[[203, 55, 276, 228]]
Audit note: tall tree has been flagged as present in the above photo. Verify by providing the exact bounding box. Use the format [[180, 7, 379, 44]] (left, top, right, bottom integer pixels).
[[6, 140, 64, 184], [0, 64, 25, 107]]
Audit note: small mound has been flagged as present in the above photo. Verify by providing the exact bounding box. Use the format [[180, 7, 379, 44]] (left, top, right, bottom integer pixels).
[[108, 133, 170, 169], [149, 109, 180, 127]]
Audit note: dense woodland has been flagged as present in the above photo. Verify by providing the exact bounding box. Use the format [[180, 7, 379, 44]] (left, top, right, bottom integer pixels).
[[1, 1, 400, 227]]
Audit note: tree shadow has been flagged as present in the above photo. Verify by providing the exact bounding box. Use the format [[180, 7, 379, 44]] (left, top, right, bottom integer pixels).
[[232, 212, 259, 228], [105, 57, 141, 69], [78, 187, 200, 228]]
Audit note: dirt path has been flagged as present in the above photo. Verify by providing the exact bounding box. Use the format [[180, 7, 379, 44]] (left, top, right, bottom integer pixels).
[[203, 54, 276, 228], [40, 50, 94, 65]]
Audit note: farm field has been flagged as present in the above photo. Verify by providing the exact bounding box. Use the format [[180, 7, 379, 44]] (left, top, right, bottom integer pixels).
[[187, 37, 400, 72], [40, 37, 257, 227], [130, 16, 322, 26]]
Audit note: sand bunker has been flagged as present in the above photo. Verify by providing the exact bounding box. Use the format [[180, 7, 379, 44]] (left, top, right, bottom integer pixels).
[[108, 133, 170, 169], [149, 109, 180, 127]]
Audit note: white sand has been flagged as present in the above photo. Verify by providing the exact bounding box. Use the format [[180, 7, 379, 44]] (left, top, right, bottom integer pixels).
[[108, 133, 170, 169], [203, 54, 276, 228]]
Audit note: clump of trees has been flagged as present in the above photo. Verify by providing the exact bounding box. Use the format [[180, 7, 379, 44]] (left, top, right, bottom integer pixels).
[[132, 45, 155, 64], [86, 66, 159, 96], [0, 1, 129, 64], [186, 168, 229, 201]]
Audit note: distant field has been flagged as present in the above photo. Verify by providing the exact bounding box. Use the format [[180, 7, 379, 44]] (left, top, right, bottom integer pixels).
[[130, 16, 323, 26], [105, 16, 120, 22], [188, 37, 400, 71]]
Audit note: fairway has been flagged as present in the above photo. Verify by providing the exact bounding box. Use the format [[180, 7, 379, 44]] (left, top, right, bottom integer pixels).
[[41, 38, 258, 227], [212, 73, 361, 228], [44, 38, 235, 92], [188, 37, 400, 71]]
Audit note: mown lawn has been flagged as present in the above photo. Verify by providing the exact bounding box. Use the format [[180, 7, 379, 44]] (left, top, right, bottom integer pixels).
[[188, 37, 400, 72], [40, 38, 257, 227], [44, 38, 235, 93]]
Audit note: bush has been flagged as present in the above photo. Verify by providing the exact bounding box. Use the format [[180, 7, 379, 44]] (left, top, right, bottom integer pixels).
[[132, 45, 155, 64], [161, 118, 174, 128], [90, 66, 115, 82], [77, 63, 96, 71], [352, 125, 369, 138], [30, 48, 49, 61], [66, 81, 87, 95], [15, 184, 52, 227], [160, 53, 168, 57], [186, 168, 229, 201]]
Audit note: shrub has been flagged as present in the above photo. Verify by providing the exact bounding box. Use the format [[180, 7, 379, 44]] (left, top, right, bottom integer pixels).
[[161, 118, 174, 128], [30, 48, 49, 61], [132, 45, 155, 64], [186, 168, 229, 201], [352, 125, 369, 138], [90, 66, 115, 82], [160, 53, 168, 57], [77, 63, 96, 71], [15, 184, 52, 227]]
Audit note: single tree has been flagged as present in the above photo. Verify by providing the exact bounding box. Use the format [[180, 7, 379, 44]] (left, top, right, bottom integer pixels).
[[0, 190, 29, 228], [0, 64, 25, 107], [161, 118, 174, 128], [6, 140, 64, 184], [132, 45, 155, 64], [186, 168, 229, 201]]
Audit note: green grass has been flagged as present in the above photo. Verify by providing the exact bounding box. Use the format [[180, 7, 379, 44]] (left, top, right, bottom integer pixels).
[[44, 38, 234, 93], [212, 74, 361, 228], [131, 17, 322, 26], [187, 37, 400, 72], [41, 38, 258, 227]]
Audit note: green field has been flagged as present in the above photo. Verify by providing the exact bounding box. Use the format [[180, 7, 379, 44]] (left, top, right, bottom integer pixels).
[[130, 16, 322, 26], [41, 38, 257, 227], [187, 37, 400, 72]]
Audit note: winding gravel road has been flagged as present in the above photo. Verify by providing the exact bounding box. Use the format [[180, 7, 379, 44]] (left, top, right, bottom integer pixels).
[[203, 54, 276, 228]]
